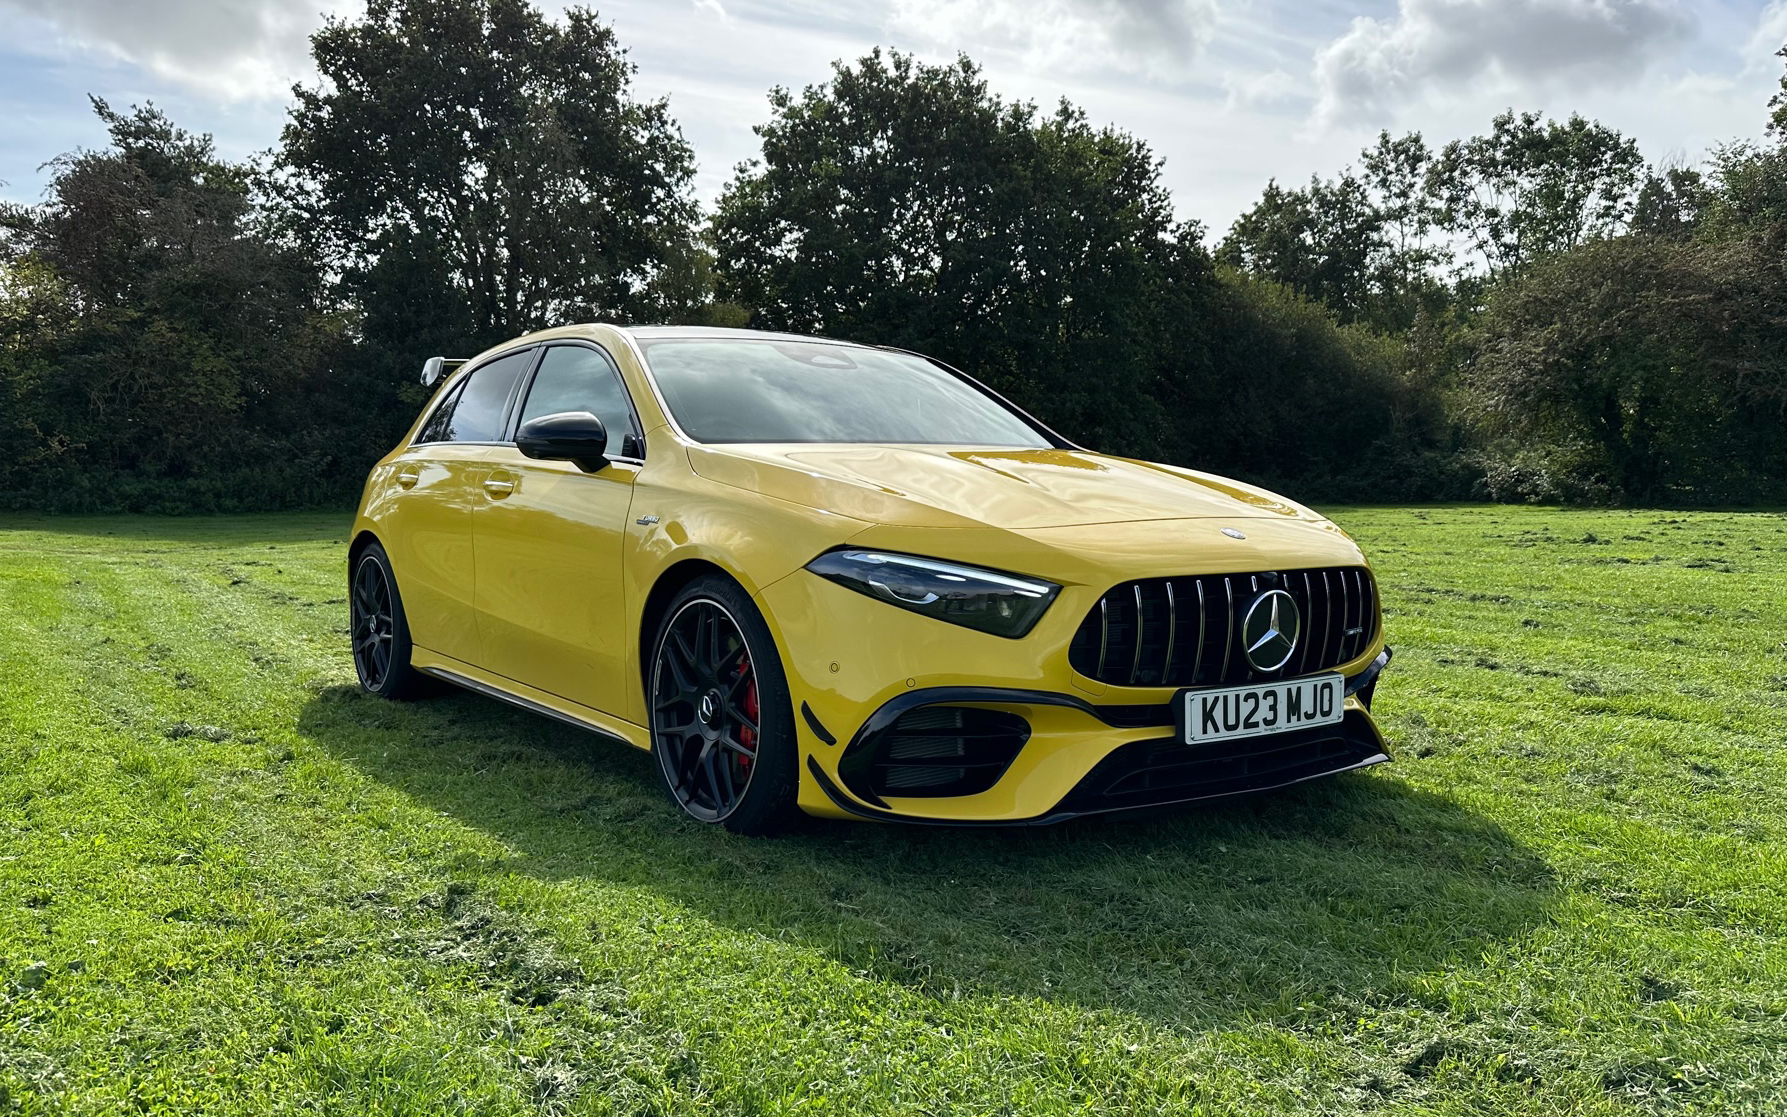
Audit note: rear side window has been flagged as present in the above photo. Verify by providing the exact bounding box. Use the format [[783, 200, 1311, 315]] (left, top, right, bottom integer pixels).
[[418, 349, 533, 444], [417, 379, 466, 444], [518, 345, 638, 453]]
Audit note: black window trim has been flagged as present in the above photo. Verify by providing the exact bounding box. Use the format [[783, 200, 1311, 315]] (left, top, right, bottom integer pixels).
[[409, 343, 541, 448], [507, 339, 648, 465]]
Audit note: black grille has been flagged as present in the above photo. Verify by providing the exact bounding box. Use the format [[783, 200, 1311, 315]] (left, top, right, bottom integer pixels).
[[1057, 711, 1384, 814], [1068, 567, 1376, 688], [850, 706, 1031, 800]]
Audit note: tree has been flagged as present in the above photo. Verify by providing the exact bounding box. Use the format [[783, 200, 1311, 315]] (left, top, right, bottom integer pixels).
[[1698, 50, 1787, 238], [1359, 130, 1451, 327], [1429, 110, 1644, 282], [1219, 131, 1448, 333], [0, 100, 346, 511], [1469, 233, 1787, 504], [713, 50, 1205, 456], [1632, 165, 1708, 237], [1771, 44, 1787, 139], [1216, 174, 1384, 326], [276, 0, 698, 348]]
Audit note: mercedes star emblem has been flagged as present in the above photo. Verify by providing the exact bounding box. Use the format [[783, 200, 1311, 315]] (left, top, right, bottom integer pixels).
[[1241, 589, 1301, 672]]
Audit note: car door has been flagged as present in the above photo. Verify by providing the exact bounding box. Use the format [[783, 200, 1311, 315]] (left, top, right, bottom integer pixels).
[[472, 341, 644, 716], [379, 346, 535, 665]]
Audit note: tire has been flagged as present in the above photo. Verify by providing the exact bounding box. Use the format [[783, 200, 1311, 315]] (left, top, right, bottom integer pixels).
[[350, 542, 431, 701], [649, 574, 801, 836]]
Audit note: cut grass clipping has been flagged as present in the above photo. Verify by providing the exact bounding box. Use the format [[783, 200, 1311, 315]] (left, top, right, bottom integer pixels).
[[1, 507, 1784, 1115]]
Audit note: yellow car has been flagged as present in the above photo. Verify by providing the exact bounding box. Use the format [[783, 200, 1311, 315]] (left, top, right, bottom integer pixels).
[[349, 325, 1391, 833]]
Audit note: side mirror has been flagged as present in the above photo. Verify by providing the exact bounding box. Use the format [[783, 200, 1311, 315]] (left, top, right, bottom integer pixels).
[[516, 411, 609, 472], [421, 356, 465, 387]]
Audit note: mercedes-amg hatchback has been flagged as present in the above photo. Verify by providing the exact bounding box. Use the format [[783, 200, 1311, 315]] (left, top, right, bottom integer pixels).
[[349, 325, 1392, 833]]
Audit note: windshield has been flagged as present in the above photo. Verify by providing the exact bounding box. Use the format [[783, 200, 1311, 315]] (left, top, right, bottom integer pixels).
[[637, 339, 1052, 447]]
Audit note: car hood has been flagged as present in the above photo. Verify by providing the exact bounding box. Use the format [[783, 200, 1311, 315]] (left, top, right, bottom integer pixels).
[[685, 444, 1319, 530]]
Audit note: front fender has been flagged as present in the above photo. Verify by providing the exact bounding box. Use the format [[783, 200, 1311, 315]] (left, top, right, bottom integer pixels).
[[621, 435, 871, 723]]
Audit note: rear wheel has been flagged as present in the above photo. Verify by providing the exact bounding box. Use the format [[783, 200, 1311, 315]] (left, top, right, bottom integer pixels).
[[350, 543, 429, 700], [649, 575, 800, 835]]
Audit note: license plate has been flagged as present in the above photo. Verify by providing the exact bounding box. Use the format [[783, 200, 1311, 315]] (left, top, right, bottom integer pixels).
[[1178, 674, 1344, 745]]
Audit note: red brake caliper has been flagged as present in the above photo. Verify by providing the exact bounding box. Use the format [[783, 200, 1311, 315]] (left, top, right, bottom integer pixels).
[[737, 664, 759, 773]]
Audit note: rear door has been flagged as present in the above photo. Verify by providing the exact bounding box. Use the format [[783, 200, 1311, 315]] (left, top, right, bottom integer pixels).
[[472, 342, 643, 716], [380, 346, 535, 665]]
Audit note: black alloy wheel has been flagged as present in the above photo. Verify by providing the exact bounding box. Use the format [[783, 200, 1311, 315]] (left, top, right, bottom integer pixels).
[[350, 543, 427, 700], [352, 555, 396, 689], [650, 576, 799, 834]]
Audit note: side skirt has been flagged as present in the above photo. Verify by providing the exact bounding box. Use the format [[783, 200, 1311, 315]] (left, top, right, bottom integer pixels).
[[411, 650, 650, 750]]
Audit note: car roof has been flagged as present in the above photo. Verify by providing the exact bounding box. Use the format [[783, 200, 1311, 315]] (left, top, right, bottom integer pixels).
[[616, 325, 861, 347]]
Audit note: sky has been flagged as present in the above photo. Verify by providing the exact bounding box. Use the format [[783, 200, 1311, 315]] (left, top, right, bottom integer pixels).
[[2, 0, 1785, 237]]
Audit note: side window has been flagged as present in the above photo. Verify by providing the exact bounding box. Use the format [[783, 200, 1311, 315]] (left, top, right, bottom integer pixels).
[[518, 345, 639, 456], [416, 379, 466, 444], [428, 349, 532, 444]]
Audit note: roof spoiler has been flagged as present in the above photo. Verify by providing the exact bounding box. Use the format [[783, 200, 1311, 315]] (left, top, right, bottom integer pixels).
[[421, 356, 469, 387]]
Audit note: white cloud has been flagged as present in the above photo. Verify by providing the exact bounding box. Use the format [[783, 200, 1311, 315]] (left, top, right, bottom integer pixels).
[[0, 0, 351, 100], [1222, 67, 1301, 109], [1313, 0, 1693, 123], [1747, 1, 1787, 69], [888, 0, 1219, 79], [693, 0, 735, 27]]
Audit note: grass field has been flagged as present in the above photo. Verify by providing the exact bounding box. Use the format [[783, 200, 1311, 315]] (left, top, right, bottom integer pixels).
[[1, 506, 1784, 1115]]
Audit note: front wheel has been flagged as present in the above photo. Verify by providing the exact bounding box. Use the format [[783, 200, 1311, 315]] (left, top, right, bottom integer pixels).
[[649, 575, 800, 835]]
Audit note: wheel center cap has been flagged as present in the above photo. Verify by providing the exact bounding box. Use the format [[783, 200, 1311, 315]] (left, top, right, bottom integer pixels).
[[698, 691, 722, 727]]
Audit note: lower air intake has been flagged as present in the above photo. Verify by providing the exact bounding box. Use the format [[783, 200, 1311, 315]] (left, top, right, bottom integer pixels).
[[851, 706, 1030, 800]]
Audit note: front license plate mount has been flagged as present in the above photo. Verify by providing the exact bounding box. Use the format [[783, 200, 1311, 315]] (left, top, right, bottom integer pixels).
[[1176, 673, 1345, 745]]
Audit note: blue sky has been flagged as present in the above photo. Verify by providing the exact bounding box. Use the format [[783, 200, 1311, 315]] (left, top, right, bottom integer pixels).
[[2, 0, 1784, 235]]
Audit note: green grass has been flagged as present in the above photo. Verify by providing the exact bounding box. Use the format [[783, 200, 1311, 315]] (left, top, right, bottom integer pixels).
[[1, 506, 1784, 1115]]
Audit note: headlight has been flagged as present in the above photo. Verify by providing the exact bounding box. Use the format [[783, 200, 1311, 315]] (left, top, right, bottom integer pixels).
[[805, 550, 1060, 639]]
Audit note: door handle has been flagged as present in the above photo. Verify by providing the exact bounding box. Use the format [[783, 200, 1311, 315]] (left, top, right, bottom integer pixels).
[[396, 469, 419, 489], [483, 477, 516, 498]]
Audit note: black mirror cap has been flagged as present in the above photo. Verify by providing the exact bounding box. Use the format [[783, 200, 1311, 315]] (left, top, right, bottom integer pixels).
[[516, 411, 609, 471]]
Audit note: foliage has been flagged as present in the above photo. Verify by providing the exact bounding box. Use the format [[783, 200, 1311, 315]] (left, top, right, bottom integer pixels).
[[1216, 174, 1385, 325], [1167, 271, 1469, 500], [277, 0, 700, 344], [1429, 110, 1645, 283], [1216, 131, 1448, 334], [1469, 232, 1787, 504], [0, 101, 354, 512]]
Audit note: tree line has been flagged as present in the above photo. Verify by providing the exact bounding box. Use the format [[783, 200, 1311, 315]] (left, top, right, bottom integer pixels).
[[2, 0, 1783, 513]]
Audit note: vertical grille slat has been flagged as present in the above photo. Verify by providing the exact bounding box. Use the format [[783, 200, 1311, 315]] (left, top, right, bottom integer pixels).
[[1298, 572, 1314, 676], [1129, 583, 1146, 685], [1219, 577, 1236, 681], [1070, 566, 1377, 689], [1359, 569, 1375, 661], [1357, 569, 1371, 659], [1192, 579, 1207, 687], [1320, 571, 1335, 668], [1096, 598, 1110, 678], [1157, 582, 1172, 689]]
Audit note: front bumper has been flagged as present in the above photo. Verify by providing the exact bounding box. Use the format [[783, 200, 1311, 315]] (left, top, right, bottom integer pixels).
[[757, 569, 1392, 824]]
